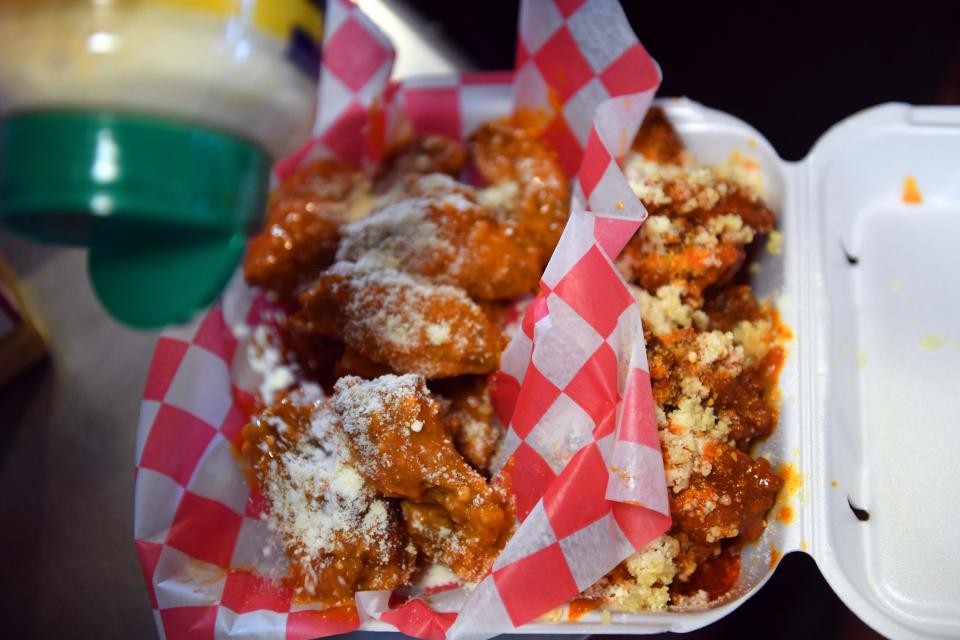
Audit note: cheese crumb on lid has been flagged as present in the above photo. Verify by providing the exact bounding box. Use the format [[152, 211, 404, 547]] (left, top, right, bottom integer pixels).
[[766, 230, 783, 255]]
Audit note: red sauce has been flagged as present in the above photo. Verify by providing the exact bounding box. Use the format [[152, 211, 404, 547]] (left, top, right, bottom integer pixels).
[[567, 598, 603, 621], [769, 543, 782, 569], [677, 547, 741, 601]]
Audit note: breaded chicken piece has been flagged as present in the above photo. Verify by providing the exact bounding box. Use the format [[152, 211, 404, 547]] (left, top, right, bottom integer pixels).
[[670, 443, 782, 546], [470, 119, 570, 264], [332, 345, 395, 380], [337, 175, 542, 301], [244, 159, 372, 296], [647, 326, 778, 454], [431, 376, 502, 473], [620, 108, 775, 301], [293, 262, 502, 379], [620, 232, 747, 302], [332, 375, 513, 582], [632, 106, 688, 167], [619, 166, 774, 300], [374, 134, 467, 194], [241, 386, 416, 605]]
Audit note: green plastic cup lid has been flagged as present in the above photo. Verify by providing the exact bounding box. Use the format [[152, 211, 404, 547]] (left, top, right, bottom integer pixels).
[[0, 111, 270, 328]]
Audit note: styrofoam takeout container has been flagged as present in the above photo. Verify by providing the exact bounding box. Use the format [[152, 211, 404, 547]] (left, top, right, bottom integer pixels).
[[132, 92, 960, 639], [492, 98, 959, 639]]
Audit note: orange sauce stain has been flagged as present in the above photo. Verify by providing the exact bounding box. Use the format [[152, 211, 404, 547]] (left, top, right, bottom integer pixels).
[[568, 598, 603, 621], [731, 151, 760, 172], [777, 463, 803, 501], [610, 465, 634, 486], [902, 175, 923, 204], [546, 87, 563, 118], [618, 129, 629, 157], [800, 540, 809, 552], [769, 543, 782, 568], [184, 558, 229, 586], [831, 480, 839, 489], [761, 345, 788, 393], [776, 505, 795, 524]]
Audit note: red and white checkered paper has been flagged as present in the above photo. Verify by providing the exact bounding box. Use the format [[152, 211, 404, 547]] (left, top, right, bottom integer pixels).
[[134, 1, 669, 638]]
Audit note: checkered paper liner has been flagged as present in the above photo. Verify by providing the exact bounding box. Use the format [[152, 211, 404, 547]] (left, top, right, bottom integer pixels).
[[133, 1, 669, 638]]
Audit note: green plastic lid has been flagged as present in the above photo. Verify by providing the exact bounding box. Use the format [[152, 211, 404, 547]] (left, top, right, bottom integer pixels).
[[0, 110, 270, 328]]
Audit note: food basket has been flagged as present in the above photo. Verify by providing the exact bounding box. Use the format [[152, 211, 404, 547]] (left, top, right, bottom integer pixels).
[[132, 0, 960, 637]]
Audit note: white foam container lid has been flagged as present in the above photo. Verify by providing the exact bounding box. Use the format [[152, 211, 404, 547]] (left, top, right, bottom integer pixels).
[[491, 98, 960, 640]]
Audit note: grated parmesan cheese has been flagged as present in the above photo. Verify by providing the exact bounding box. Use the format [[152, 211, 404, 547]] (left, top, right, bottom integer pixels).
[[255, 399, 399, 598], [672, 589, 710, 611], [632, 284, 708, 336], [325, 262, 491, 378], [332, 374, 424, 476], [418, 563, 460, 590], [589, 535, 679, 612], [476, 180, 519, 212], [426, 323, 451, 345], [247, 324, 295, 404]]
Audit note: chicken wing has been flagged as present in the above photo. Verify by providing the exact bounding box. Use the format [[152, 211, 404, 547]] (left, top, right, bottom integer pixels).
[[431, 376, 502, 473], [337, 175, 542, 300], [333, 345, 395, 380], [620, 108, 775, 301], [632, 106, 688, 167], [670, 442, 782, 546], [374, 134, 467, 194], [293, 262, 503, 379], [244, 159, 373, 296], [241, 386, 416, 605], [470, 119, 570, 264], [619, 166, 774, 300], [332, 374, 513, 582]]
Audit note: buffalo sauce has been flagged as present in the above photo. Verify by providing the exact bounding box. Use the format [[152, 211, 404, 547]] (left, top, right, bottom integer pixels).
[[677, 546, 741, 602], [567, 598, 604, 621]]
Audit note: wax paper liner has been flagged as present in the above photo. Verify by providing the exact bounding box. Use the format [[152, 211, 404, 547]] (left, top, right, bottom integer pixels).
[[133, 1, 669, 638]]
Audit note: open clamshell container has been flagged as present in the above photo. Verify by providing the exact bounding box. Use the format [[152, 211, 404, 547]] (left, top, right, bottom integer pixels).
[[510, 99, 960, 639], [131, 91, 960, 639]]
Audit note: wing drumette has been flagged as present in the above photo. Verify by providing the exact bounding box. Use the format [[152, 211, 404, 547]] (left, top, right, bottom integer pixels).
[[244, 159, 372, 296], [470, 119, 570, 265], [292, 262, 503, 379], [241, 386, 416, 605], [332, 374, 513, 582], [431, 376, 502, 473], [374, 134, 467, 194], [619, 107, 775, 302], [337, 175, 542, 301]]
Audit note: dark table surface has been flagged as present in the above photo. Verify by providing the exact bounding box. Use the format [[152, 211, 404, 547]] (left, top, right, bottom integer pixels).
[[2, 1, 958, 638]]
